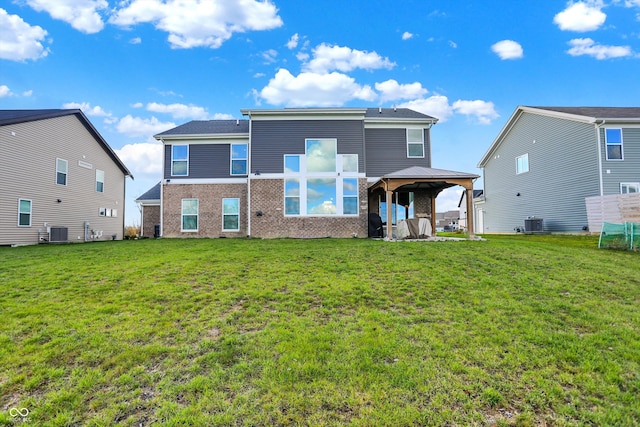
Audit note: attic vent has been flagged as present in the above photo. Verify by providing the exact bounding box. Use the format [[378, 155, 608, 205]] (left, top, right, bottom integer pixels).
[[50, 227, 68, 243], [236, 119, 239, 126]]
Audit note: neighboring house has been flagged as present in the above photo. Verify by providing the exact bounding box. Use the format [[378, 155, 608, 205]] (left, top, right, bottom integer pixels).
[[458, 189, 483, 232], [135, 182, 160, 237], [434, 210, 461, 232], [148, 107, 479, 239], [477, 106, 640, 233], [0, 110, 133, 246]]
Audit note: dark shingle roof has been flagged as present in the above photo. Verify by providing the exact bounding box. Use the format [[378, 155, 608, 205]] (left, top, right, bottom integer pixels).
[[529, 106, 640, 119], [365, 107, 437, 120], [135, 182, 161, 202], [382, 166, 479, 180], [0, 109, 132, 177], [155, 120, 249, 137]]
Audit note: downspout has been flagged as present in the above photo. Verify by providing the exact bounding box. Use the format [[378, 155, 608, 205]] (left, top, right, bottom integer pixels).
[[595, 120, 605, 197], [159, 138, 164, 237], [247, 118, 252, 238]]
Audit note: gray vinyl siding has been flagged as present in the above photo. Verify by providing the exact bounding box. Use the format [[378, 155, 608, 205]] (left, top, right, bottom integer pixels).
[[481, 112, 600, 233], [0, 115, 126, 245], [164, 144, 233, 179], [600, 127, 640, 194], [250, 120, 365, 173], [365, 128, 431, 177]]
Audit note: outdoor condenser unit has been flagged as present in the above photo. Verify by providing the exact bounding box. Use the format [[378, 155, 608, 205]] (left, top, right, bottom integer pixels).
[[524, 218, 543, 234], [49, 227, 68, 243]]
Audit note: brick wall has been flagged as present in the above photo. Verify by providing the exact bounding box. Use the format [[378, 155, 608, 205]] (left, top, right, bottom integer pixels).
[[250, 178, 368, 238], [141, 205, 160, 237], [162, 183, 247, 238]]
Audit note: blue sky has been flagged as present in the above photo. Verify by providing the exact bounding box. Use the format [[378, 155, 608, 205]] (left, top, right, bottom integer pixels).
[[1, 0, 639, 225]]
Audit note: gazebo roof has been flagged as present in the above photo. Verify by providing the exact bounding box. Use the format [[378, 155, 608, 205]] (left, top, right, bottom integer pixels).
[[370, 166, 479, 192], [380, 166, 479, 180]]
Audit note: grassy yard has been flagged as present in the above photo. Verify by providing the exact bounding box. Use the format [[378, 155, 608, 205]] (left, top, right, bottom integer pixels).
[[0, 235, 638, 426]]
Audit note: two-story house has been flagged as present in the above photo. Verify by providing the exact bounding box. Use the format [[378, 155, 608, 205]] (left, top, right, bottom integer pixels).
[[477, 106, 640, 233], [0, 110, 133, 246], [148, 107, 478, 239]]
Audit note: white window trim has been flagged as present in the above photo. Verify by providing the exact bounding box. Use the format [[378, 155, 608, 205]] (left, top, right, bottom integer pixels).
[[406, 128, 425, 159], [181, 198, 198, 232], [230, 143, 248, 176], [56, 158, 68, 186], [222, 198, 240, 231], [620, 182, 639, 194], [96, 169, 105, 193], [516, 153, 529, 175], [18, 198, 32, 227], [605, 128, 624, 161], [171, 144, 189, 176]]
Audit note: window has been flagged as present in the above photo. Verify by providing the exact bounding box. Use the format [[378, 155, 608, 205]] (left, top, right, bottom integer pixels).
[[222, 198, 240, 231], [285, 179, 300, 214], [343, 178, 358, 215], [621, 183, 639, 194], [516, 153, 529, 174], [96, 169, 104, 193], [18, 199, 32, 226], [56, 158, 67, 185], [407, 128, 425, 158], [231, 143, 248, 175], [181, 199, 198, 231], [99, 207, 106, 216], [172, 145, 189, 176], [283, 140, 359, 216], [605, 129, 623, 160]]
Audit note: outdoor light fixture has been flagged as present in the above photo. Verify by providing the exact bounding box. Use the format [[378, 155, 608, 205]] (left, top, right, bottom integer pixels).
[[516, 193, 521, 197], [57, 199, 62, 203]]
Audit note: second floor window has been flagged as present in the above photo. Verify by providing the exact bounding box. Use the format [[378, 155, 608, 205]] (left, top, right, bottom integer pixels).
[[96, 170, 104, 193], [172, 145, 189, 176], [606, 129, 623, 160], [231, 143, 248, 175], [516, 153, 529, 174], [621, 183, 639, 194], [407, 128, 424, 158], [56, 158, 67, 185]]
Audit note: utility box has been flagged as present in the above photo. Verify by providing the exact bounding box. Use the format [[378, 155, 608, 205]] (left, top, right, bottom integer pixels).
[[524, 218, 544, 234]]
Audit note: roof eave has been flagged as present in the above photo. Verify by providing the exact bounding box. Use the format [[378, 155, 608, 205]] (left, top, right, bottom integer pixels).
[[154, 132, 250, 141]]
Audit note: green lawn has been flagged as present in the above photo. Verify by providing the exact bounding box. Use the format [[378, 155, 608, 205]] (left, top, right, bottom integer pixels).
[[0, 236, 638, 426]]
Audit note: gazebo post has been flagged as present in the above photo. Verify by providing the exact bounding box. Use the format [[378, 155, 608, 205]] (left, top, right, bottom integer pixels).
[[386, 188, 393, 239], [466, 187, 475, 238], [430, 195, 437, 235]]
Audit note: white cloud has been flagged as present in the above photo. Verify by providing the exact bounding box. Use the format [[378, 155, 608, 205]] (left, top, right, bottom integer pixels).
[[146, 102, 210, 119], [116, 115, 176, 138], [399, 96, 454, 122], [375, 79, 428, 102], [211, 113, 235, 120], [402, 31, 413, 40], [448, 40, 458, 49], [22, 90, 33, 97], [131, 102, 144, 108], [452, 100, 499, 124], [554, 1, 606, 32], [25, 0, 107, 34], [302, 43, 396, 73], [0, 8, 49, 62], [115, 142, 163, 177], [567, 37, 633, 59], [491, 40, 523, 60], [130, 37, 142, 44], [258, 68, 377, 107], [109, 0, 283, 49], [62, 102, 111, 117], [0, 85, 12, 97], [287, 33, 299, 49], [261, 48, 278, 63], [436, 188, 463, 212]]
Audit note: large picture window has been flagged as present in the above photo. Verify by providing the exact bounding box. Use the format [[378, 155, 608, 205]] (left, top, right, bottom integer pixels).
[[172, 145, 189, 176], [283, 139, 358, 216], [181, 199, 198, 231], [56, 158, 68, 186], [407, 128, 425, 158], [222, 198, 240, 231], [231, 143, 248, 175], [605, 129, 623, 160], [516, 153, 529, 174]]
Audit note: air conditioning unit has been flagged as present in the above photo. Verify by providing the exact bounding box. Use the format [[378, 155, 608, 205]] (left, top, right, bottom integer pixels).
[[49, 227, 68, 243], [524, 218, 543, 234]]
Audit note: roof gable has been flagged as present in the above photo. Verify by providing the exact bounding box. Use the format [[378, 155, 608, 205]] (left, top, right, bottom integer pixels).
[[136, 182, 161, 201], [0, 109, 133, 177]]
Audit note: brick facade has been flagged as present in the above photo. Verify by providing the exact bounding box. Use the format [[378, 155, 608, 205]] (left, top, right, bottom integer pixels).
[[162, 183, 248, 238], [249, 178, 369, 238], [141, 205, 160, 237]]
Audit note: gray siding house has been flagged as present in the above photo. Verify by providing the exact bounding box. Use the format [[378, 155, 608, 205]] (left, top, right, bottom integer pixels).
[[150, 107, 478, 239], [0, 110, 133, 246], [477, 106, 640, 233]]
